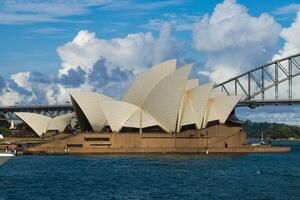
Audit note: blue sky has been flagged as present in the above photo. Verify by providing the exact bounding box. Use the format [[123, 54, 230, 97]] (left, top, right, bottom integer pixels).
[[1, 0, 300, 124], [1, 0, 298, 76]]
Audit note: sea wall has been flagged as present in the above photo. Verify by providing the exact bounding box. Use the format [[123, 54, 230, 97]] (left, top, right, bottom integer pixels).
[[24, 125, 256, 154]]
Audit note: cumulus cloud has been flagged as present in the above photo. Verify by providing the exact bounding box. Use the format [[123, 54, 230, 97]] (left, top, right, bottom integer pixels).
[[192, 0, 281, 83], [270, 9, 300, 100], [274, 4, 300, 15], [0, 91, 24, 106], [59, 67, 87, 87], [273, 9, 300, 59], [0, 24, 182, 105], [10, 72, 32, 92], [58, 24, 183, 76], [54, 24, 182, 102]]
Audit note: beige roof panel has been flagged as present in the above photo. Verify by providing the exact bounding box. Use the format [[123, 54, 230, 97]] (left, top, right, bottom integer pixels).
[[179, 83, 213, 129], [143, 64, 193, 132], [190, 83, 214, 128], [70, 91, 112, 131], [48, 113, 74, 132], [122, 59, 176, 107], [15, 112, 75, 137], [185, 79, 198, 91], [101, 100, 140, 132], [124, 109, 162, 128], [123, 109, 141, 128], [205, 93, 240, 125], [15, 112, 51, 137], [141, 110, 161, 128], [180, 95, 195, 126]]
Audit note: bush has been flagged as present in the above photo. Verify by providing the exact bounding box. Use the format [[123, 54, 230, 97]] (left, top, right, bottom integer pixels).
[[0, 127, 11, 137]]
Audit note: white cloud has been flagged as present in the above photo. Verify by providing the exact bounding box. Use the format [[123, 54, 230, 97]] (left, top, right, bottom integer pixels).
[[0, 0, 184, 24], [270, 9, 300, 100], [55, 24, 183, 102], [273, 9, 300, 59], [0, 24, 182, 105], [57, 30, 103, 75], [192, 0, 281, 83], [58, 23, 183, 76], [98, 23, 183, 74], [0, 91, 23, 106], [274, 4, 300, 15], [10, 72, 32, 92], [143, 13, 200, 31], [46, 83, 95, 105], [237, 107, 300, 125]]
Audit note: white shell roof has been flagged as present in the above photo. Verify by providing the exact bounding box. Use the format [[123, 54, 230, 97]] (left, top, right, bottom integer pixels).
[[66, 60, 240, 133], [143, 64, 193, 132], [101, 100, 140, 132], [17, 59, 242, 135], [124, 110, 162, 129], [179, 83, 214, 129], [48, 113, 74, 132], [70, 91, 112, 132], [122, 59, 176, 107], [205, 93, 241, 125], [15, 112, 73, 137]]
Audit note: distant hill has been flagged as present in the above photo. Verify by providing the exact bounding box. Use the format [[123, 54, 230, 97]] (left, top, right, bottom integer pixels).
[[242, 120, 300, 139]]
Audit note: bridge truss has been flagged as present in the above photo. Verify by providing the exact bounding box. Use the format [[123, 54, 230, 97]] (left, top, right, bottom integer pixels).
[[0, 105, 74, 121], [214, 54, 300, 108]]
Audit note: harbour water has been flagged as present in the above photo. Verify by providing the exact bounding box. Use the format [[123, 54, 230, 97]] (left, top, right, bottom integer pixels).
[[0, 141, 299, 200]]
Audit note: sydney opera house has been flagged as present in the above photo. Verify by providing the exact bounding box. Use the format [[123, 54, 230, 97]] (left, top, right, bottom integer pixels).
[[16, 59, 249, 154]]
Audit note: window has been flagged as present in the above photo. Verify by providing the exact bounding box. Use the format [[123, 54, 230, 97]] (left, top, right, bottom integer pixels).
[[67, 144, 83, 147], [90, 144, 111, 146], [84, 137, 110, 142]]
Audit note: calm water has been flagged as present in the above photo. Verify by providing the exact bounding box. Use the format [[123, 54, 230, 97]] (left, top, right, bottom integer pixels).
[[0, 141, 299, 200]]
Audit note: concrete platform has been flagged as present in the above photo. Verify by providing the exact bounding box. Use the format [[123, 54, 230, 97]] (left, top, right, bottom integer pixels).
[[22, 125, 290, 155]]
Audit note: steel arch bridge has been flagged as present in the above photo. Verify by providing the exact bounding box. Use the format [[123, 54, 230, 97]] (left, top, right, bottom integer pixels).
[[213, 53, 300, 108], [0, 104, 73, 121]]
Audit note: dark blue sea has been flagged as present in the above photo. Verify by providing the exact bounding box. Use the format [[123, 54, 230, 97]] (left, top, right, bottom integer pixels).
[[0, 141, 299, 200]]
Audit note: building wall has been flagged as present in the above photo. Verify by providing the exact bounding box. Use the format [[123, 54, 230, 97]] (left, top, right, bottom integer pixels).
[[26, 125, 247, 154]]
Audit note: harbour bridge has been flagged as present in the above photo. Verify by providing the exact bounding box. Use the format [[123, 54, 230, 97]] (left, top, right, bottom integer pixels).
[[1, 53, 300, 120]]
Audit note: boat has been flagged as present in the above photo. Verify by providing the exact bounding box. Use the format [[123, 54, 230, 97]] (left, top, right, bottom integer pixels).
[[0, 153, 14, 166], [251, 131, 266, 146]]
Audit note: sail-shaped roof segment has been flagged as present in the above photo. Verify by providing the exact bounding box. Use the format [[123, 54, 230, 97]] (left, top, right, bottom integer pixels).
[[15, 112, 74, 137], [190, 83, 214, 128], [48, 113, 74, 132], [101, 100, 140, 132], [179, 83, 214, 129], [204, 93, 240, 126], [123, 109, 162, 129], [180, 95, 194, 127], [15, 112, 51, 137], [122, 59, 176, 107], [143, 64, 193, 132], [70, 91, 112, 132], [185, 79, 198, 91]]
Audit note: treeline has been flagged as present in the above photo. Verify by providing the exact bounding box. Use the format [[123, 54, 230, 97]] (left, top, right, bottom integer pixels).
[[243, 120, 300, 139]]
